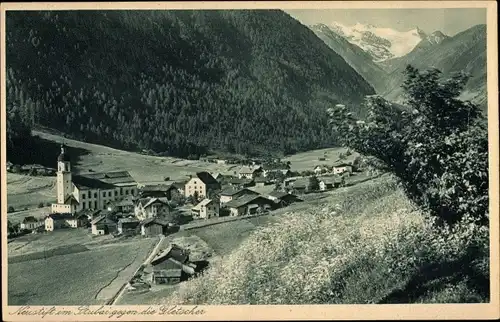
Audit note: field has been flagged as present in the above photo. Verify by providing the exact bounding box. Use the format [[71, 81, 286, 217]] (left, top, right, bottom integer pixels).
[[7, 173, 56, 211], [8, 237, 156, 305], [282, 147, 359, 172], [31, 130, 239, 183], [8, 228, 113, 257]]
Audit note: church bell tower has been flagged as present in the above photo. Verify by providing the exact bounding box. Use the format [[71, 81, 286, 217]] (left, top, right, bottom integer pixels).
[[56, 144, 72, 204]]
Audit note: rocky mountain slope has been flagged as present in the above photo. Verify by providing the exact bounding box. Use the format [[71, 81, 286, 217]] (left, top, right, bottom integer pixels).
[[310, 23, 389, 93]]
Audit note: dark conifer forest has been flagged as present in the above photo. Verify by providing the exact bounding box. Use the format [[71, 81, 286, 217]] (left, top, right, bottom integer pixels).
[[6, 10, 375, 160]]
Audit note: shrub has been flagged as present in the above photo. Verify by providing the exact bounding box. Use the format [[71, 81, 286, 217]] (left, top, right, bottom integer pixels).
[[8, 206, 15, 213], [38, 202, 45, 208], [328, 66, 488, 225]]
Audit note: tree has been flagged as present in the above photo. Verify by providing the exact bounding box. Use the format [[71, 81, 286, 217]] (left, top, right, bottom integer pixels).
[[328, 66, 488, 225], [308, 176, 320, 192]]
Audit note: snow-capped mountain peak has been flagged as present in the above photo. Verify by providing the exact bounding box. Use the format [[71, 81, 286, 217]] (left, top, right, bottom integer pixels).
[[426, 30, 449, 45], [328, 21, 427, 62]]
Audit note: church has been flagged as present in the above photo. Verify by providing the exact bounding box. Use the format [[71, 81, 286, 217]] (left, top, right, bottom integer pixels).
[[51, 144, 139, 215]]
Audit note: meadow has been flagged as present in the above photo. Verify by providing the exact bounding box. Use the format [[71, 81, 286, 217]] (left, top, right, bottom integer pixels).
[[158, 175, 489, 305], [8, 237, 156, 305]]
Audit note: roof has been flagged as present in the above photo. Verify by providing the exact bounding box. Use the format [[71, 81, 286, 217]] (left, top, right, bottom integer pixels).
[[220, 187, 257, 197], [58, 144, 70, 162], [46, 213, 75, 220], [64, 195, 80, 205], [74, 171, 137, 189], [224, 195, 273, 209], [141, 184, 176, 192], [292, 178, 310, 188], [139, 197, 170, 209], [91, 215, 106, 225], [152, 244, 189, 265], [23, 216, 38, 223], [193, 172, 219, 185], [254, 176, 269, 183], [141, 217, 170, 227], [72, 175, 116, 190], [192, 198, 214, 211], [118, 217, 140, 224], [268, 191, 289, 199], [171, 181, 186, 189], [229, 177, 253, 185]]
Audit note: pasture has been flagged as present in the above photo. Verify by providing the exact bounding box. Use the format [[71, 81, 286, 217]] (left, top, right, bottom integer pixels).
[[8, 228, 111, 257], [7, 173, 55, 211], [8, 237, 155, 305], [282, 147, 359, 172]]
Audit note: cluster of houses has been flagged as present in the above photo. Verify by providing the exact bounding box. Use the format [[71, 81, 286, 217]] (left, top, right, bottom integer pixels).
[[13, 145, 356, 237]]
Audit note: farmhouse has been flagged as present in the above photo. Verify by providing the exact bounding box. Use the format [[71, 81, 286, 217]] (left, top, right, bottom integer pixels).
[[134, 197, 172, 221], [184, 172, 221, 199], [261, 164, 291, 177], [224, 195, 275, 216], [290, 178, 311, 194], [237, 166, 263, 179], [219, 188, 259, 204], [191, 199, 219, 219], [319, 176, 345, 191], [45, 213, 82, 231], [139, 184, 178, 199], [267, 191, 302, 206], [227, 177, 254, 189], [150, 244, 195, 285], [140, 217, 172, 237], [20, 216, 43, 230], [91, 215, 117, 235], [171, 181, 186, 195], [332, 163, 353, 175], [107, 196, 135, 213], [117, 217, 140, 234], [50, 144, 139, 215]]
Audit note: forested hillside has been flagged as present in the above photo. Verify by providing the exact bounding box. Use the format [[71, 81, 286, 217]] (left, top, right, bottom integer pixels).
[[6, 10, 375, 160]]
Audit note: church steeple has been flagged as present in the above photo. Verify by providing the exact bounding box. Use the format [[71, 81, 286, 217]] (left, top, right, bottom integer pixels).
[[56, 143, 72, 204], [58, 143, 70, 162]]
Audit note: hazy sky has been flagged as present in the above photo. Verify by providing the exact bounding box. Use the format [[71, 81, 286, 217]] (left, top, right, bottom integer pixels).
[[285, 8, 486, 36]]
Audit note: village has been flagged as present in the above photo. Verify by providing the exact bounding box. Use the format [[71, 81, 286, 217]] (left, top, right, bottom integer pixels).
[[7, 144, 361, 299]]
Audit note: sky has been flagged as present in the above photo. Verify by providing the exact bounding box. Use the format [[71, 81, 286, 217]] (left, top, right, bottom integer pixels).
[[285, 8, 486, 36]]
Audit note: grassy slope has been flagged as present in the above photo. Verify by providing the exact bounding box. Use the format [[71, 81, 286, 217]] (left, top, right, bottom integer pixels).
[[159, 175, 489, 304], [8, 237, 155, 305]]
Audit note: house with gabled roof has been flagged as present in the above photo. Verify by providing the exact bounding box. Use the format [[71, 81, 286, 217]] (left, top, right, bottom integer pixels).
[[139, 184, 179, 199], [140, 217, 173, 237], [237, 166, 263, 179], [219, 187, 259, 204], [134, 197, 172, 221], [224, 195, 275, 216], [267, 191, 302, 206], [184, 172, 221, 199], [332, 162, 353, 175], [45, 213, 83, 231], [20, 216, 43, 231], [191, 199, 219, 219]]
